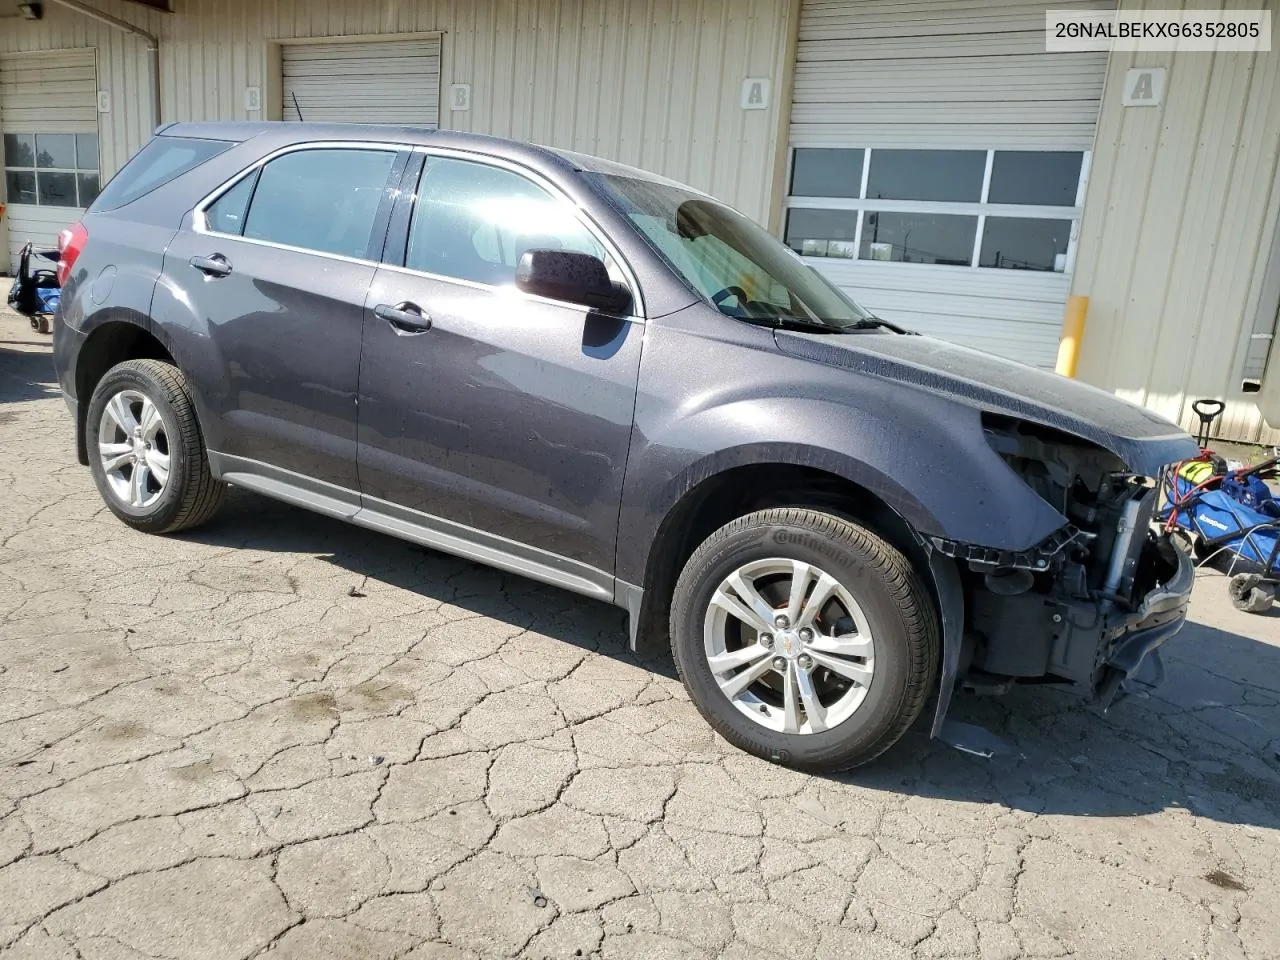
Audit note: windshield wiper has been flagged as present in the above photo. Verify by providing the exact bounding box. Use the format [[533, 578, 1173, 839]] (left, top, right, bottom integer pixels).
[[737, 314, 914, 336], [844, 316, 915, 335], [738, 315, 841, 334]]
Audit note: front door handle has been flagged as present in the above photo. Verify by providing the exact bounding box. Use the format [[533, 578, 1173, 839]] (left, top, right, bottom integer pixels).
[[190, 254, 232, 277], [374, 301, 432, 335]]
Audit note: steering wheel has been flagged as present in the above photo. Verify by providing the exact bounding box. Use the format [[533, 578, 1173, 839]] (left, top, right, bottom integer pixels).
[[711, 286, 750, 308]]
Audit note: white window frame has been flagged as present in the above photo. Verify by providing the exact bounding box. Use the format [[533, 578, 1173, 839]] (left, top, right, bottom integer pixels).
[[783, 146, 1090, 275], [2, 132, 100, 209]]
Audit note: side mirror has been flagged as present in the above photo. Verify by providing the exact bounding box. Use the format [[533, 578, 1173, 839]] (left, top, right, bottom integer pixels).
[[515, 249, 632, 315]]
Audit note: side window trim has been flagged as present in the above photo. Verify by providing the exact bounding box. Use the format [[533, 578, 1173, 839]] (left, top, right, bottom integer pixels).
[[364, 149, 413, 264], [382, 146, 645, 321], [383, 151, 426, 269], [192, 141, 410, 266]]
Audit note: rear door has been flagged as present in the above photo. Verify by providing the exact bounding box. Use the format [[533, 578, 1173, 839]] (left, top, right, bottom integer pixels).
[[163, 143, 407, 492], [356, 150, 644, 575]]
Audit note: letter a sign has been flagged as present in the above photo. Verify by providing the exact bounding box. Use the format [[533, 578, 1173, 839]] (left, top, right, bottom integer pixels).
[[741, 78, 770, 110], [1122, 68, 1166, 107]]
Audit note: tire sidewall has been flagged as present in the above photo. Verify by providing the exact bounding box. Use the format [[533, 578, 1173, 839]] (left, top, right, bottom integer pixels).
[[673, 516, 922, 769], [86, 363, 191, 531]]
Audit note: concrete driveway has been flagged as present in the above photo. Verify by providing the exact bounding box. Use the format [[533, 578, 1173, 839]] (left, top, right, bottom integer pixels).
[[2, 309, 1278, 960]]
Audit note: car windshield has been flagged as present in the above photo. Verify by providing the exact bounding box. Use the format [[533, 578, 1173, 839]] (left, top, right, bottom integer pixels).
[[586, 172, 874, 331]]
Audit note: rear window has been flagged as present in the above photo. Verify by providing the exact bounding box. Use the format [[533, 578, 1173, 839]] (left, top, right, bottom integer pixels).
[[90, 135, 233, 211]]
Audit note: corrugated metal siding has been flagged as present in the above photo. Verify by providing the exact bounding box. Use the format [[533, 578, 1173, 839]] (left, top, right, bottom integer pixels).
[[791, 0, 1113, 149], [1074, 0, 1280, 446], [281, 38, 441, 125], [0, 0, 792, 226]]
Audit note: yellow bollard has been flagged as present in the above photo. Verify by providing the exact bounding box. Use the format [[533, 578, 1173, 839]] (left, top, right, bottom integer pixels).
[[1055, 295, 1089, 378]]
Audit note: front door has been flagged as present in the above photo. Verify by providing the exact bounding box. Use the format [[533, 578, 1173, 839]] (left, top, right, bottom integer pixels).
[[357, 152, 643, 574], [162, 144, 405, 490]]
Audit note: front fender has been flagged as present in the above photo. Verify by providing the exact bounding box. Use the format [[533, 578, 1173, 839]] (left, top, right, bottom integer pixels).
[[614, 386, 1068, 588]]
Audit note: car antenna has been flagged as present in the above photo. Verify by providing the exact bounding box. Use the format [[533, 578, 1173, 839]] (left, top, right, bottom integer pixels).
[[291, 92, 304, 121]]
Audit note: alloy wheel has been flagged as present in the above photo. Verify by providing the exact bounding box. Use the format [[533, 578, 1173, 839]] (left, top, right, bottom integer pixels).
[[97, 389, 171, 509], [702, 557, 876, 734]]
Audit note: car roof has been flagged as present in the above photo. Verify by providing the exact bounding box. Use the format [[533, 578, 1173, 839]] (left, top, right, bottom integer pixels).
[[157, 121, 704, 194], [161, 121, 554, 161]]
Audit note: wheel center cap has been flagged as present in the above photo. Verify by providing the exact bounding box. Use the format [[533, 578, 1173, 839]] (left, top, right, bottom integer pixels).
[[778, 630, 802, 659], [131, 438, 146, 458]]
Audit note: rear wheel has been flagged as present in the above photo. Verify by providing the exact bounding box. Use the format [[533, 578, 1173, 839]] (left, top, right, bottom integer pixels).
[[670, 508, 939, 771], [86, 359, 225, 534]]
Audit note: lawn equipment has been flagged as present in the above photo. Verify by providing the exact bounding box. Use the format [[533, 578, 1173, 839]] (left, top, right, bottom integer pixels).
[[5, 241, 61, 334], [1157, 400, 1279, 613]]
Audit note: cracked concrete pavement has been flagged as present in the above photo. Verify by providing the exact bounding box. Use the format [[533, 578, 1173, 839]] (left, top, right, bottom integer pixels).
[[1, 308, 1278, 960]]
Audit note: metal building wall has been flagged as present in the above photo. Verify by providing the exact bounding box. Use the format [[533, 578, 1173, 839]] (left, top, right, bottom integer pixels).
[[1073, 0, 1280, 446], [0, 0, 795, 226]]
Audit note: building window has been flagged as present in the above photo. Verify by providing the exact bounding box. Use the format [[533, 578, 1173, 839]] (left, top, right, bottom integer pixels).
[[3, 132, 100, 208], [862, 212, 979, 266], [865, 149, 986, 203], [785, 147, 1087, 273]]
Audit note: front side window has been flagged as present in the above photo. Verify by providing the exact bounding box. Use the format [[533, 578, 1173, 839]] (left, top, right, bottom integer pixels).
[[4, 131, 100, 208], [405, 156, 607, 287], [785, 147, 1086, 273], [240, 148, 397, 259], [590, 172, 872, 330]]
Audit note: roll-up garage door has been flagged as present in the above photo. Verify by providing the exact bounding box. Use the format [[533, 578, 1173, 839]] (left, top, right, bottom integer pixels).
[[1, 49, 99, 272], [282, 38, 441, 126], [783, 1, 1113, 367]]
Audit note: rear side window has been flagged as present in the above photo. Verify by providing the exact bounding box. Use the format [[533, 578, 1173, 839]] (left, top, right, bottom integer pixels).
[[240, 148, 397, 259], [91, 136, 233, 211], [205, 175, 255, 235]]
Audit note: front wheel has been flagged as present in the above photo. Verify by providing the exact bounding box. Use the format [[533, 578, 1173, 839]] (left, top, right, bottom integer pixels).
[[86, 358, 225, 534], [670, 508, 939, 771]]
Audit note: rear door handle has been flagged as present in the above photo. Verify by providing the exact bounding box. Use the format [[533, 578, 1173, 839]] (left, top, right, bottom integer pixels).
[[190, 254, 232, 277], [374, 301, 432, 335]]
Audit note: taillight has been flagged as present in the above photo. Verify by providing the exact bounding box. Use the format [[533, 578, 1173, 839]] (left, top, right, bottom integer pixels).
[[57, 222, 88, 287]]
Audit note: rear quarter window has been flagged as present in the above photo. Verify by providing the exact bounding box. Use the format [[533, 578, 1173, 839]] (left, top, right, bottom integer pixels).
[[90, 136, 234, 212]]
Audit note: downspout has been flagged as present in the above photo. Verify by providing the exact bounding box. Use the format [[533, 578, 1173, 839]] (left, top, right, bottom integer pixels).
[[45, 0, 162, 131]]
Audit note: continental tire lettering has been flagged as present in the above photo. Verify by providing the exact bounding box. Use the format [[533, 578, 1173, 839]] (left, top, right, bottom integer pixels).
[[769, 527, 852, 568]]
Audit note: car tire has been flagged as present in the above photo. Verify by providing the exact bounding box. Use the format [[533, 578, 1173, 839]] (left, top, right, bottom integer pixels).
[[86, 358, 225, 534], [670, 508, 939, 772]]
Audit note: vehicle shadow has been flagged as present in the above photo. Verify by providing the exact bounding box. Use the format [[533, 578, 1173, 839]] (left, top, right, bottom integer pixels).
[[180, 487, 674, 679], [0, 338, 59, 404], [183, 487, 1280, 831]]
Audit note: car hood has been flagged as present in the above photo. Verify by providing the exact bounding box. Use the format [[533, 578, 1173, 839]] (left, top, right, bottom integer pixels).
[[774, 329, 1199, 476]]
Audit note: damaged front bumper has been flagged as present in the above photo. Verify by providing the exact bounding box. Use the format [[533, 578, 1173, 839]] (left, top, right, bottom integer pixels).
[[927, 531, 1196, 745], [1096, 538, 1194, 706]]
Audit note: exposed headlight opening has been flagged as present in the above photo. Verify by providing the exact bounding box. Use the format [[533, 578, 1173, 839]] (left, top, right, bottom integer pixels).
[[937, 415, 1194, 709]]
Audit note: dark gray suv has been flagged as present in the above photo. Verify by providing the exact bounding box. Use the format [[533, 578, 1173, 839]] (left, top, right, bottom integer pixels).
[[53, 123, 1197, 770]]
